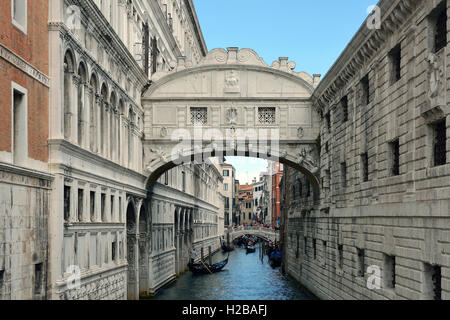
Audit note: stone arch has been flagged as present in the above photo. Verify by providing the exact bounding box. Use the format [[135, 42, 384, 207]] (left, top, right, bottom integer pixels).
[[63, 49, 75, 140], [138, 202, 149, 296]]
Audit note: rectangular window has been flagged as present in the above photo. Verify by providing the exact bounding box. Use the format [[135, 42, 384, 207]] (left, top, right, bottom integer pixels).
[[432, 119, 447, 167], [223, 170, 230, 177], [90, 191, 96, 222], [389, 44, 402, 83], [341, 162, 347, 188], [384, 255, 396, 289], [77, 189, 84, 222], [164, 171, 169, 185], [357, 248, 365, 277], [112, 241, 117, 262], [118, 197, 122, 222], [322, 241, 327, 266], [12, 86, 28, 165], [341, 96, 348, 122], [64, 186, 71, 222], [325, 112, 331, 131], [296, 235, 300, 259], [361, 152, 369, 182], [0, 269, 4, 292], [190, 107, 208, 125], [225, 197, 230, 209], [313, 239, 317, 260], [390, 139, 400, 176], [101, 193, 106, 221], [338, 244, 344, 269], [224, 183, 228, 191], [432, 3, 447, 53], [34, 263, 43, 295], [110, 195, 114, 220], [11, 0, 27, 34], [304, 237, 308, 257], [361, 75, 370, 106], [424, 263, 442, 300], [258, 107, 276, 125]]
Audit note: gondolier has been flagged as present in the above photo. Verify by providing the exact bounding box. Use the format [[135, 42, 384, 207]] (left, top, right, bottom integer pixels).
[[190, 248, 197, 265]]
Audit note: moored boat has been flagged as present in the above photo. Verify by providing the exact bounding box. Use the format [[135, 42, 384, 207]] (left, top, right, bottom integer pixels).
[[188, 255, 229, 274]]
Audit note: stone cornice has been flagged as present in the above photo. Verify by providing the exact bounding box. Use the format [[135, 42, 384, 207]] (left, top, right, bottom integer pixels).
[[312, 0, 420, 110], [0, 161, 54, 182]]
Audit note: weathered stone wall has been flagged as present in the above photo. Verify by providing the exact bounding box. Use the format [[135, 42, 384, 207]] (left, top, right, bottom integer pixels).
[[284, 0, 450, 300], [0, 163, 52, 300]]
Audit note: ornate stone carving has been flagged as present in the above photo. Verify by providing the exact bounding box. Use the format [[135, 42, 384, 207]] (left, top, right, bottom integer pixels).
[[224, 70, 240, 93], [297, 147, 319, 174], [144, 146, 170, 171], [427, 52, 444, 102], [226, 107, 238, 125], [297, 127, 304, 139], [160, 127, 168, 137]]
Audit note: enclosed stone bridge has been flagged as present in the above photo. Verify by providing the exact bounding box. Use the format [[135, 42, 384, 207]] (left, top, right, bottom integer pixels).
[[225, 226, 279, 243], [142, 47, 322, 199]]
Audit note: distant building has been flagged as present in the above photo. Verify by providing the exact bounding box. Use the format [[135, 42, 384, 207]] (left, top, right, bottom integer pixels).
[[270, 162, 283, 228]]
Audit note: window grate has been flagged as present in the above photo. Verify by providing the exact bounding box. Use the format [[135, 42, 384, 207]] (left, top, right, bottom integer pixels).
[[435, 9, 447, 53], [392, 140, 400, 176], [362, 152, 369, 182], [190, 107, 208, 125], [258, 107, 276, 125], [433, 120, 446, 167]]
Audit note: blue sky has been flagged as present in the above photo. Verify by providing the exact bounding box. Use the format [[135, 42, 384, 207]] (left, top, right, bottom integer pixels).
[[195, 1, 376, 183], [194, 0, 376, 76]]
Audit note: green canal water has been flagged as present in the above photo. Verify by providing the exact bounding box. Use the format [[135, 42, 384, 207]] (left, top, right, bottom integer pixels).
[[151, 245, 317, 300]]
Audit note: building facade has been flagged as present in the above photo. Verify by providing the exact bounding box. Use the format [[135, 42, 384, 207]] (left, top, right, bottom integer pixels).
[[0, 0, 51, 300], [283, 0, 450, 300], [271, 162, 283, 228]]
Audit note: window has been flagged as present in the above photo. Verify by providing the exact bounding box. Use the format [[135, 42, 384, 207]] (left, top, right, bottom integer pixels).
[[34, 263, 43, 295], [223, 170, 230, 177], [110, 195, 114, 220], [389, 44, 402, 83], [12, 84, 28, 165], [341, 96, 348, 122], [313, 239, 317, 260], [341, 162, 347, 188], [325, 112, 331, 131], [424, 263, 442, 300], [224, 183, 228, 191], [296, 235, 300, 259], [64, 186, 71, 222], [0, 269, 4, 293], [11, 0, 27, 34], [306, 180, 311, 198], [338, 244, 344, 269], [225, 198, 230, 209], [357, 248, 365, 277], [384, 255, 396, 289], [164, 172, 169, 185], [432, 119, 447, 167], [112, 241, 117, 262], [432, 3, 447, 53], [258, 107, 276, 124], [77, 189, 84, 222], [304, 237, 308, 257], [190, 107, 208, 125], [101, 193, 106, 221], [390, 140, 400, 176], [361, 75, 370, 106], [361, 152, 369, 182], [322, 241, 327, 266], [90, 191, 95, 222]]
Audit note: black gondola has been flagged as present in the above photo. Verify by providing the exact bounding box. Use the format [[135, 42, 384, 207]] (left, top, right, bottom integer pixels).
[[246, 246, 256, 254], [188, 255, 229, 274]]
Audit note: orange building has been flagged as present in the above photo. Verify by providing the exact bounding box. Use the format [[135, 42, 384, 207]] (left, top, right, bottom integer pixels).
[[271, 162, 283, 228]]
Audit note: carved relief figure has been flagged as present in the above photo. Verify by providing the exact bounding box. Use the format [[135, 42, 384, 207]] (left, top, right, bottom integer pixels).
[[144, 146, 169, 171], [226, 107, 238, 125], [298, 147, 319, 174], [427, 53, 444, 100], [225, 70, 240, 92]]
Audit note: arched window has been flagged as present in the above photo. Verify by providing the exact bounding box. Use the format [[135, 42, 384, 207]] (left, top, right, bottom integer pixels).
[[63, 51, 75, 140], [100, 83, 108, 156], [77, 63, 87, 146], [89, 74, 98, 152]]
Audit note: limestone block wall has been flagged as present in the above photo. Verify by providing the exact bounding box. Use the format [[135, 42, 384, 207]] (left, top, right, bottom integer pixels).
[[0, 163, 52, 300], [284, 0, 450, 300]]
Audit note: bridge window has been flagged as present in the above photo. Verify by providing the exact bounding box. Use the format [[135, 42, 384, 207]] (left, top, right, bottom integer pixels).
[[190, 107, 208, 125], [258, 107, 276, 125]]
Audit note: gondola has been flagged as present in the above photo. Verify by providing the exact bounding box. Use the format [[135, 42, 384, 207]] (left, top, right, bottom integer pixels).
[[221, 244, 234, 253], [246, 245, 256, 254], [188, 255, 229, 274], [269, 250, 282, 268]]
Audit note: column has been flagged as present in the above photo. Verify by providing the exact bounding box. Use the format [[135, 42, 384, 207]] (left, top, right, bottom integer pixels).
[[95, 95, 102, 154], [84, 85, 92, 150]]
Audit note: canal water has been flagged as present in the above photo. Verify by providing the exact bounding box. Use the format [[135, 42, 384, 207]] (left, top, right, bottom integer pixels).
[[152, 245, 317, 300]]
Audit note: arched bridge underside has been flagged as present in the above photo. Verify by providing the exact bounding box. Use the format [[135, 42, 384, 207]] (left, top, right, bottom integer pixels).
[[226, 228, 280, 243], [142, 47, 322, 198]]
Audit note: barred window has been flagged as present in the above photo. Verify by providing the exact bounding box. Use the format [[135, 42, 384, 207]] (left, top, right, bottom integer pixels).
[[190, 107, 208, 125], [434, 5, 447, 53], [258, 107, 276, 124], [389, 44, 401, 83], [361, 152, 369, 182], [433, 119, 447, 167], [390, 140, 400, 176], [341, 96, 348, 122]]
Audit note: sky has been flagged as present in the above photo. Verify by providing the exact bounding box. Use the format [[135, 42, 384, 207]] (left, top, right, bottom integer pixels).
[[195, 0, 376, 184]]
